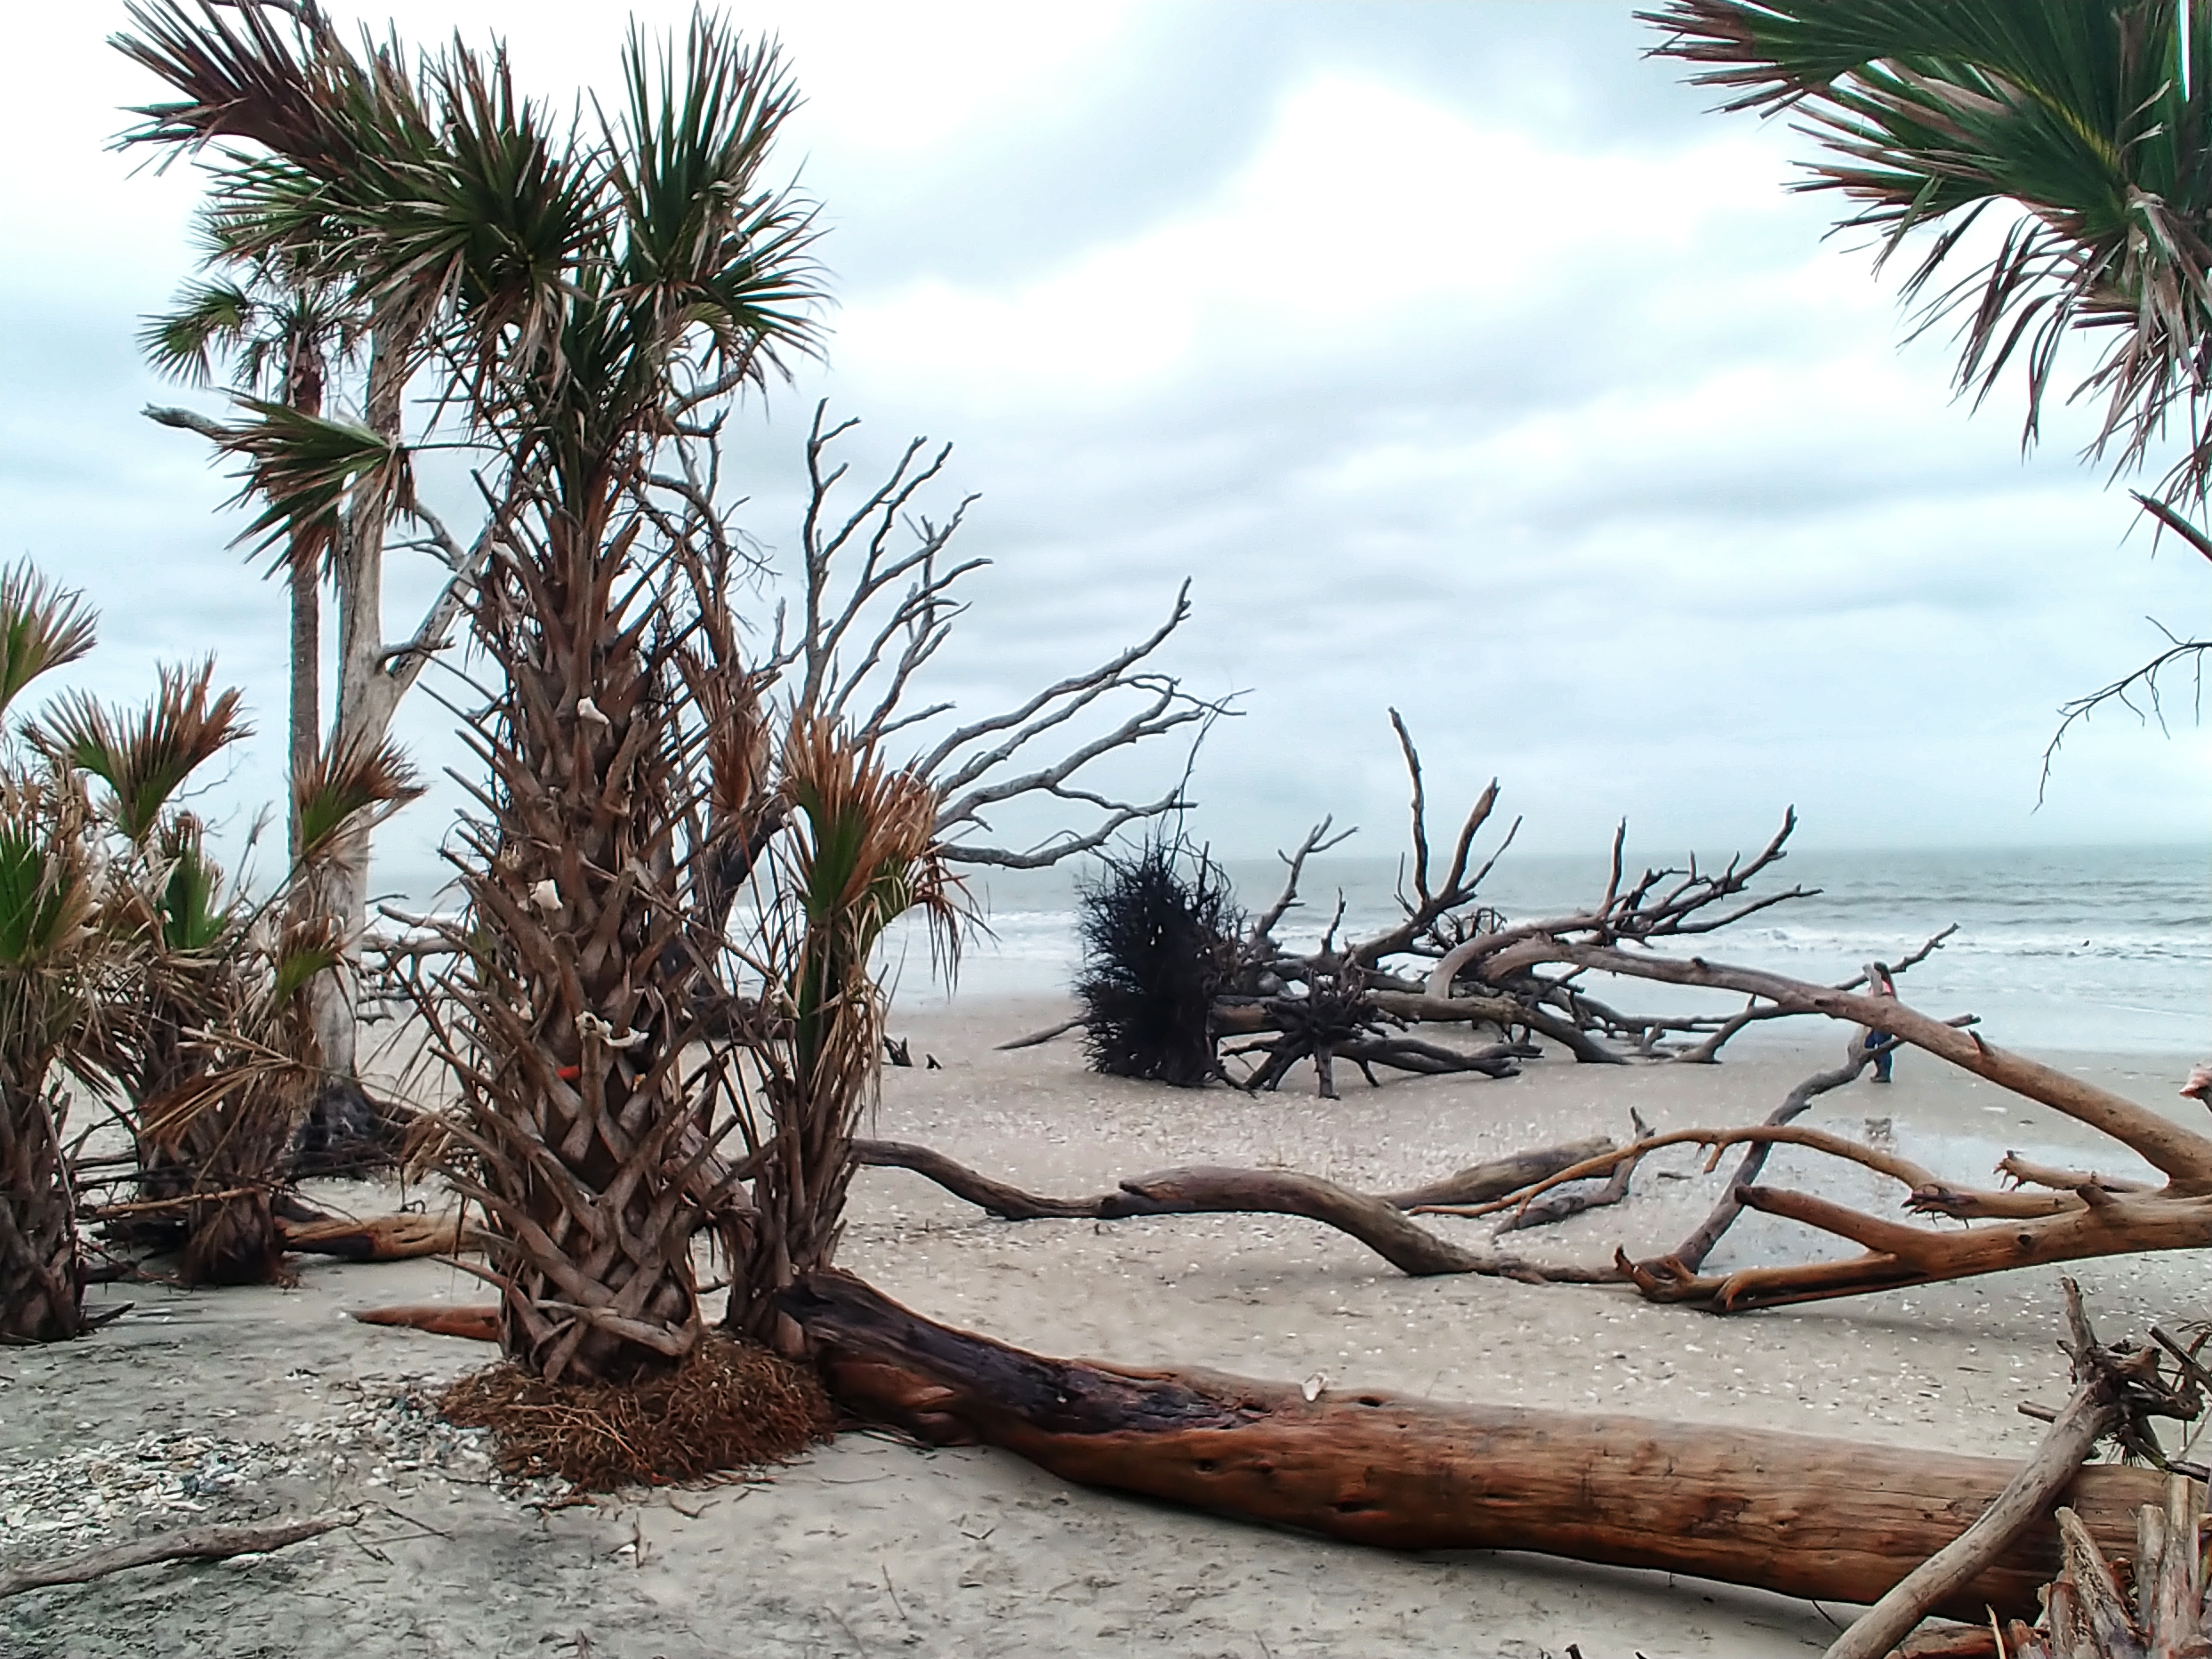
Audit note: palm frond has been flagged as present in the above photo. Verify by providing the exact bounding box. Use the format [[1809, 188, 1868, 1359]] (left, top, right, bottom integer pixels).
[[293, 731, 423, 872], [152, 812, 231, 953], [113, 0, 358, 177], [779, 718, 963, 1045], [215, 397, 414, 566], [40, 659, 250, 843], [1643, 0, 2212, 498], [138, 277, 258, 388], [0, 564, 98, 724], [609, 19, 826, 379], [0, 784, 100, 973]]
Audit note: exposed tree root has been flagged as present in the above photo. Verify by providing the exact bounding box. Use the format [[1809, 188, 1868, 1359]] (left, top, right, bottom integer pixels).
[[438, 1333, 831, 1488]]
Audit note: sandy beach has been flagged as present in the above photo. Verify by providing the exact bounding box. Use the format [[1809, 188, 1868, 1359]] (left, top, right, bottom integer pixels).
[[6, 995, 2210, 1658]]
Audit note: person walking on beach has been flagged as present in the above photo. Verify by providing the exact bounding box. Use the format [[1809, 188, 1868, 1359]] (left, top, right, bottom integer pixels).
[[1857, 961, 1897, 1084]]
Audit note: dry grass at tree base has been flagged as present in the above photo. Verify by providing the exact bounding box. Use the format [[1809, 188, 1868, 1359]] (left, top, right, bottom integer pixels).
[[438, 1335, 833, 1490]]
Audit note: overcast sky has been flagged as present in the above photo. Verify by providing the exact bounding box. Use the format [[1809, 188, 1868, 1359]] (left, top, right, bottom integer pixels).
[[5, 1, 2210, 897]]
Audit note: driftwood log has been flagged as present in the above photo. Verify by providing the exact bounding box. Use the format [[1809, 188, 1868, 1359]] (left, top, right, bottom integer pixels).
[[782, 1271, 2165, 1621], [278, 1211, 463, 1261], [0, 1510, 361, 1599], [853, 1136, 1621, 1280]]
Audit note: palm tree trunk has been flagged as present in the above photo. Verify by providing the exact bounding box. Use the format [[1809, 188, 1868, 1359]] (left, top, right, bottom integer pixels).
[[0, 1088, 81, 1342], [309, 306, 409, 1092], [287, 545, 319, 860]]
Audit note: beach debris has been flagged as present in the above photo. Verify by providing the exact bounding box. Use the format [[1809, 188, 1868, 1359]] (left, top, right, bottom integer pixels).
[[0, 1508, 362, 1600], [1818, 1279, 2200, 1659], [529, 879, 560, 914], [0, 1378, 560, 1572], [1444, 950, 2212, 1314], [1072, 719, 1957, 1097], [573, 697, 611, 728]]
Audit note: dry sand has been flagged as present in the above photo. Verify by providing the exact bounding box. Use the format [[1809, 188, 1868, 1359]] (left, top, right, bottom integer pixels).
[[6, 996, 2211, 1658]]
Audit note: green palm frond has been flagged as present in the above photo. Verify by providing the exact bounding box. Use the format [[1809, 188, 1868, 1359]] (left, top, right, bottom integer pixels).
[[779, 720, 963, 1064], [216, 397, 413, 566], [138, 277, 258, 388], [610, 19, 825, 378], [40, 659, 250, 844], [293, 731, 424, 872], [0, 564, 98, 725], [1643, 0, 2212, 498], [153, 812, 231, 954], [0, 803, 98, 971], [270, 919, 341, 1005]]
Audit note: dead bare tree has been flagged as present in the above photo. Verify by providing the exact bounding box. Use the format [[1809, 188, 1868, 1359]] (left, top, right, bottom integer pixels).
[[1200, 716, 1909, 1095]]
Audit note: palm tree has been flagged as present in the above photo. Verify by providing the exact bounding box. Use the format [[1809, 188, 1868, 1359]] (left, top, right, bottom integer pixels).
[[44, 665, 419, 1283], [0, 565, 111, 1340], [1642, 1, 2212, 501], [727, 722, 960, 1352], [141, 264, 361, 866], [125, 3, 833, 1382]]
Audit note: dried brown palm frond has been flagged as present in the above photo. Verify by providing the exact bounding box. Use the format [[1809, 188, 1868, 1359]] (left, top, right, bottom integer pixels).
[[37, 659, 249, 844]]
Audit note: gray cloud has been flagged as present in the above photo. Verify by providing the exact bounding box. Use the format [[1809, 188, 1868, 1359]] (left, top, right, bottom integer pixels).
[[4, 0, 2205, 904]]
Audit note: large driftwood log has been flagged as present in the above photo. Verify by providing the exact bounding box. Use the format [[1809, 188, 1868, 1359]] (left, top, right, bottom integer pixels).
[[278, 1211, 464, 1261], [782, 1271, 2163, 1621]]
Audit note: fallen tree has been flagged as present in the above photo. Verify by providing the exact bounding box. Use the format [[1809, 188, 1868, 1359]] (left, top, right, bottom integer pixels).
[[1437, 946, 2212, 1312], [1070, 718, 1951, 1094], [780, 1269, 2169, 1624]]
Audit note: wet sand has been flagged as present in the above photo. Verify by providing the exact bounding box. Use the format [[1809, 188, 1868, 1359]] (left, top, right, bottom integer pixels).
[[4, 995, 2209, 1658]]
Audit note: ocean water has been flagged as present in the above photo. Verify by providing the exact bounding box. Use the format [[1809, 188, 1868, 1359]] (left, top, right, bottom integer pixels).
[[884, 843, 2212, 1055]]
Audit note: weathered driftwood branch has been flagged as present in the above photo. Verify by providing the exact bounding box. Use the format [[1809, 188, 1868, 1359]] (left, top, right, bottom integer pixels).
[[1823, 1280, 2172, 1659], [1491, 1110, 1650, 1237], [0, 1509, 362, 1599], [781, 1270, 2164, 1621], [850, 1138, 1619, 1281], [350, 1304, 500, 1340], [1455, 945, 2212, 1311], [1669, 1050, 1873, 1271]]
